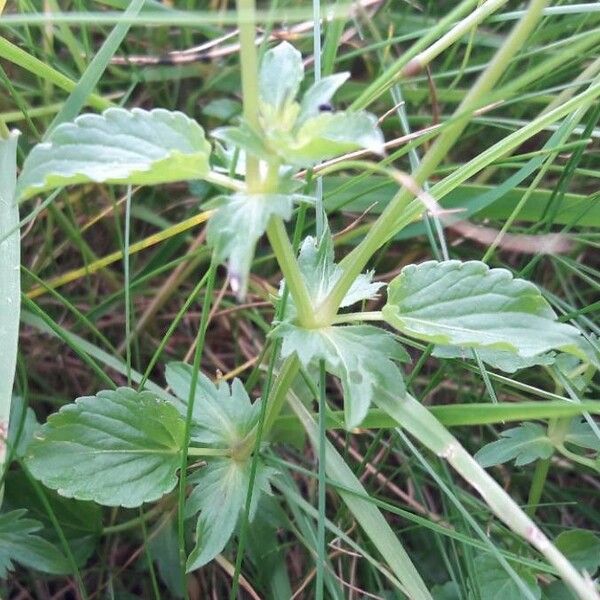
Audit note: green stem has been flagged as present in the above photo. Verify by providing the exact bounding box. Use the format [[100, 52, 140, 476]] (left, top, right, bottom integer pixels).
[[318, 0, 550, 323], [176, 258, 217, 597], [236, 0, 314, 327], [332, 311, 383, 324], [237, 0, 260, 190], [526, 458, 550, 518], [266, 218, 317, 328], [103, 502, 167, 535], [186, 446, 231, 457], [204, 170, 245, 192], [557, 445, 600, 472], [377, 392, 598, 600], [0, 130, 20, 506], [262, 355, 301, 434], [316, 360, 326, 600]]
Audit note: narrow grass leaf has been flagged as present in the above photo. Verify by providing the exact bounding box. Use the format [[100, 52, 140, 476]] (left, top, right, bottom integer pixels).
[[0, 131, 20, 479]]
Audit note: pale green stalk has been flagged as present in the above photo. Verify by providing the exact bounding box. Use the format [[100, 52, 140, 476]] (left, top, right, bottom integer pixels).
[[317, 0, 551, 323], [402, 0, 509, 77], [236, 0, 316, 328], [237, 0, 261, 190], [290, 392, 433, 600], [376, 393, 599, 600], [0, 129, 20, 502], [352, 0, 482, 109]]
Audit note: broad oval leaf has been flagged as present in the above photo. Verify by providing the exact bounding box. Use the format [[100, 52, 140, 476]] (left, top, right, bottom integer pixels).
[[383, 260, 582, 358], [432, 345, 555, 373], [26, 388, 185, 507], [259, 41, 304, 113], [17, 108, 211, 200], [555, 529, 600, 574], [274, 111, 384, 167]]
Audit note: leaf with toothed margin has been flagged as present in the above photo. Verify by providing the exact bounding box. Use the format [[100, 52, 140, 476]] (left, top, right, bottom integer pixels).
[[251, 42, 384, 167], [25, 388, 185, 507], [272, 323, 409, 429], [162, 362, 275, 571], [17, 108, 211, 200], [185, 458, 274, 571], [475, 423, 554, 467], [283, 228, 384, 318], [383, 260, 584, 359], [164, 361, 261, 448], [0, 510, 71, 577], [206, 192, 300, 300]]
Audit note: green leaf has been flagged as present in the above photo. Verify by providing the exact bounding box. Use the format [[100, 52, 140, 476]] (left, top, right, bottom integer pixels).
[[273, 324, 408, 428], [564, 418, 600, 452], [206, 193, 295, 299], [475, 423, 554, 467], [473, 554, 541, 600], [253, 42, 383, 167], [297, 72, 350, 125], [543, 581, 577, 600], [148, 515, 185, 598], [273, 111, 384, 167], [432, 345, 555, 373], [26, 388, 185, 507], [17, 108, 211, 200], [164, 362, 259, 448], [212, 121, 272, 163], [259, 41, 304, 113], [185, 459, 274, 571], [0, 509, 71, 577], [383, 261, 583, 359], [431, 582, 461, 600], [5, 471, 102, 567], [286, 229, 383, 318], [7, 396, 39, 459], [555, 530, 600, 574], [163, 362, 273, 570]]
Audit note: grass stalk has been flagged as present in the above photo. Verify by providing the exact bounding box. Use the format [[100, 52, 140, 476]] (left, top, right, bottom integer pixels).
[[376, 392, 599, 600], [0, 129, 20, 503], [318, 0, 550, 322]]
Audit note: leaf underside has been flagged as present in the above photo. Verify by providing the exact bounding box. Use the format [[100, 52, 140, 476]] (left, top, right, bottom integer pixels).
[[383, 260, 582, 359], [17, 108, 211, 200]]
